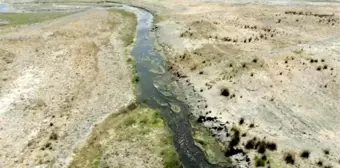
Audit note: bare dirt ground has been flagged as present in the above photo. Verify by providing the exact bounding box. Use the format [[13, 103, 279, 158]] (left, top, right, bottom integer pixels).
[[145, 0, 340, 167], [1, 0, 340, 167], [0, 9, 136, 167]]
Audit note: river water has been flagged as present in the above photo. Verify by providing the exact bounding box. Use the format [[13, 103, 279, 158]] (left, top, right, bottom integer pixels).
[[118, 5, 228, 168]]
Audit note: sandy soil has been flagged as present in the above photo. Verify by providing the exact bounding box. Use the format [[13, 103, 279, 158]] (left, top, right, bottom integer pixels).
[[148, 0, 340, 167], [0, 9, 135, 168]]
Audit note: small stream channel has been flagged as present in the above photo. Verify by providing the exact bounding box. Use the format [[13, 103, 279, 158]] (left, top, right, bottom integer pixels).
[[118, 5, 226, 168]]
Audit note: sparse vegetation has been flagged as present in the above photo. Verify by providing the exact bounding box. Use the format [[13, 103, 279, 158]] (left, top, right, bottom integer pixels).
[[133, 73, 140, 83], [300, 150, 310, 159], [193, 126, 232, 165], [257, 141, 266, 154], [266, 142, 277, 151], [126, 57, 133, 63], [254, 155, 266, 167], [111, 10, 137, 46], [249, 123, 255, 128], [239, 117, 245, 125], [221, 88, 230, 97], [284, 153, 295, 165], [0, 12, 72, 27], [245, 139, 256, 149], [293, 48, 304, 54], [252, 58, 258, 63], [317, 66, 322, 71], [323, 149, 330, 155]]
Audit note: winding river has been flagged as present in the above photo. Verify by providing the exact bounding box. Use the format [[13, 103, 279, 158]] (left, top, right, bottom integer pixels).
[[118, 5, 226, 168]]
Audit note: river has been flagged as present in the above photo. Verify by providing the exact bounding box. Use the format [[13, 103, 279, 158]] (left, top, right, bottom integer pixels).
[[117, 5, 229, 168]]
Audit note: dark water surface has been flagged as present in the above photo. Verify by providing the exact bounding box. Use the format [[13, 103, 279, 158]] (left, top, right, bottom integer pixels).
[[119, 5, 226, 168]]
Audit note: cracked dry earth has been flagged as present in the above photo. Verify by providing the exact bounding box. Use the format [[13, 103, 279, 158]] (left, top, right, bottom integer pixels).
[[0, 9, 135, 167]]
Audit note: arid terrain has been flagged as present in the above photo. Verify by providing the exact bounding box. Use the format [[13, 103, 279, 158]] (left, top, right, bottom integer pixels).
[[1, 0, 340, 168], [0, 8, 137, 167], [152, 1, 340, 167], [0, 3, 180, 168]]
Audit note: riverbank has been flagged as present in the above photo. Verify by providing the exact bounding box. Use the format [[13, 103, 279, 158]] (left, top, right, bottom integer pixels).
[[152, 1, 340, 167], [70, 106, 180, 168], [0, 8, 137, 167]]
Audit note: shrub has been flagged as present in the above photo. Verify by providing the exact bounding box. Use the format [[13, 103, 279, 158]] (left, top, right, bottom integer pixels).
[[324, 149, 330, 155], [221, 88, 230, 97], [300, 150, 310, 159], [266, 142, 277, 151], [126, 57, 133, 63], [255, 156, 266, 167], [257, 142, 266, 154], [317, 160, 323, 166], [229, 135, 240, 147], [133, 75, 140, 83], [50, 133, 58, 140], [293, 48, 303, 54], [239, 118, 245, 125], [245, 139, 256, 149], [249, 123, 255, 128], [284, 153, 295, 165]]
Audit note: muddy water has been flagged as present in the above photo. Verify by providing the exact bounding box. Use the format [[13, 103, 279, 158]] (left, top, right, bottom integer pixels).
[[118, 5, 228, 168]]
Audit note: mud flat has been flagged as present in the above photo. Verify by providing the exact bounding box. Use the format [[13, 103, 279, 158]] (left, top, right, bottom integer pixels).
[[0, 9, 137, 167]]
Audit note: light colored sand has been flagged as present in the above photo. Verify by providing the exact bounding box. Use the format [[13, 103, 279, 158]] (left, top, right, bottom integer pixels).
[[0, 9, 136, 168], [152, 0, 340, 167]]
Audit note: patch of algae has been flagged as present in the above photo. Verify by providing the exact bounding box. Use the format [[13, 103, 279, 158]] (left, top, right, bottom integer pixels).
[[193, 126, 232, 166]]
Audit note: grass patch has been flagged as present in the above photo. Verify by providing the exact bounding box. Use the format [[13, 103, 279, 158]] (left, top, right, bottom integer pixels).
[[109, 9, 137, 46], [293, 48, 304, 54], [193, 126, 232, 165], [254, 155, 266, 167], [69, 106, 181, 168], [0, 12, 71, 27], [107, 9, 138, 93], [126, 57, 139, 88]]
